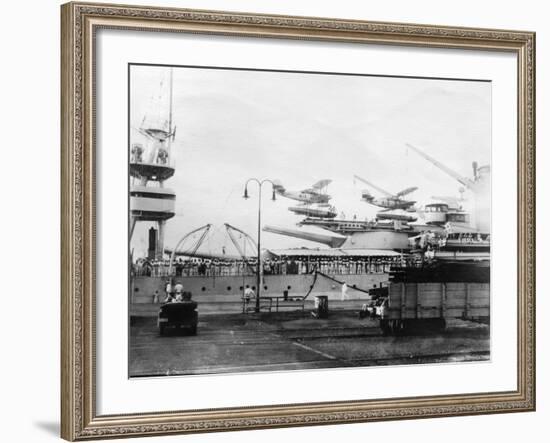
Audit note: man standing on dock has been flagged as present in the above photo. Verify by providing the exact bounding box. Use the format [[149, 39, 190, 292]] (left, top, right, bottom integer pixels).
[[164, 280, 173, 302], [243, 286, 256, 312], [341, 282, 348, 301]]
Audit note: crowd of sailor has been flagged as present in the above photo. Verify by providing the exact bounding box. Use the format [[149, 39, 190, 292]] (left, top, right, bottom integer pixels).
[[446, 232, 491, 243], [132, 255, 407, 278], [411, 231, 490, 250]]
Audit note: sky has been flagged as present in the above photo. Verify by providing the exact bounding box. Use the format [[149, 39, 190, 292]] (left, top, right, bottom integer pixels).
[[129, 64, 491, 258]]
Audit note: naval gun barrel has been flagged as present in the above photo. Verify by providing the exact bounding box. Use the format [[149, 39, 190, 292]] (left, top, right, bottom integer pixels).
[[263, 225, 346, 248]]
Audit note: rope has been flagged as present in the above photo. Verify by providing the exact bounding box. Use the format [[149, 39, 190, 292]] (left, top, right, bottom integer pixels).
[[302, 270, 319, 300]]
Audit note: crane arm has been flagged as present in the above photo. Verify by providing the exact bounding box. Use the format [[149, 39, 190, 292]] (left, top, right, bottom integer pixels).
[[224, 223, 257, 273], [224, 223, 258, 250], [353, 175, 393, 197], [406, 143, 475, 189], [225, 227, 249, 259], [168, 224, 212, 274], [186, 227, 211, 257]]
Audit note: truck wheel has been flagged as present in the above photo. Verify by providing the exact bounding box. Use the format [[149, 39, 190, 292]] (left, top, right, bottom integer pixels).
[[436, 318, 446, 332], [190, 325, 197, 335], [418, 319, 446, 333], [396, 320, 407, 336], [399, 320, 410, 335], [159, 325, 165, 336], [380, 320, 390, 336]]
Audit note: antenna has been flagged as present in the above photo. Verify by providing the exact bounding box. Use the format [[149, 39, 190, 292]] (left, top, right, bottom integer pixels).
[[168, 68, 173, 136]]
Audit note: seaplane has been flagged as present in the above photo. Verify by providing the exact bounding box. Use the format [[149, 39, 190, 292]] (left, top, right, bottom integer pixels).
[[273, 179, 332, 205], [354, 175, 418, 211], [288, 204, 338, 219]]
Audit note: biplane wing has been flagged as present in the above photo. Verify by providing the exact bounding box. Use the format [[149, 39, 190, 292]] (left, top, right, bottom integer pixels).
[[301, 179, 332, 195], [311, 179, 332, 190], [395, 186, 418, 198]]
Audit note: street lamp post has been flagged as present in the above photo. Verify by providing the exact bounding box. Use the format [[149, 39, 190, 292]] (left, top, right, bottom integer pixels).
[[243, 178, 276, 313]]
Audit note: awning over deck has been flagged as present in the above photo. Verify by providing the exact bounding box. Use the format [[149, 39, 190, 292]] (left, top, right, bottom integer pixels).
[[266, 248, 403, 258]]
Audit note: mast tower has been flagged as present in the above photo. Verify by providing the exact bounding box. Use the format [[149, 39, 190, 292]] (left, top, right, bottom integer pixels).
[[130, 68, 177, 259]]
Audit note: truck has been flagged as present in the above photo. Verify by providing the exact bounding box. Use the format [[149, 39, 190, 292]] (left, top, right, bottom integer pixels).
[[158, 298, 198, 336], [376, 261, 490, 335]]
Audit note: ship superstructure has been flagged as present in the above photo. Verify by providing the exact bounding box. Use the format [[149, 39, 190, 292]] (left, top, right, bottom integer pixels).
[[406, 143, 490, 233], [127, 71, 491, 307], [130, 68, 177, 260]]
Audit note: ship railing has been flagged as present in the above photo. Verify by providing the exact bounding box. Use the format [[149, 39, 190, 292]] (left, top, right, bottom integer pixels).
[[132, 262, 401, 277]]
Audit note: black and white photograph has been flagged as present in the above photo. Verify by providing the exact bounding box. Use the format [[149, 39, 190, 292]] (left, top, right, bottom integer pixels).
[[128, 64, 491, 378]]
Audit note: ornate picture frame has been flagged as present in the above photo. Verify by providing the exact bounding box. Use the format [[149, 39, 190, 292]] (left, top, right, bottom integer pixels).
[[61, 2, 535, 440]]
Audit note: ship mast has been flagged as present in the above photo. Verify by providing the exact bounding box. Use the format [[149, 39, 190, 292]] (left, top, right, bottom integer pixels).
[[168, 68, 173, 137]]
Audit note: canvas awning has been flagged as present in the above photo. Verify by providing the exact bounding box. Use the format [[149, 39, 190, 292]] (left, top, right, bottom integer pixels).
[[266, 248, 403, 258]]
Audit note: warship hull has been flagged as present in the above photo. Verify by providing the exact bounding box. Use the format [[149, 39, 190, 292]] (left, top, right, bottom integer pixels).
[[131, 272, 388, 304]]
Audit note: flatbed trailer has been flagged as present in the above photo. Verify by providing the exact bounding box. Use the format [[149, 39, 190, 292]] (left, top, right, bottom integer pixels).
[[379, 281, 490, 335]]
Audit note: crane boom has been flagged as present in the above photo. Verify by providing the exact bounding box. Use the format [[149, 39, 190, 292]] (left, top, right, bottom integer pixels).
[[406, 143, 476, 189], [224, 223, 258, 250], [353, 175, 392, 197], [226, 229, 247, 259], [224, 223, 257, 273], [168, 224, 212, 274], [187, 228, 210, 257]]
